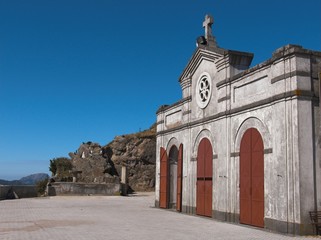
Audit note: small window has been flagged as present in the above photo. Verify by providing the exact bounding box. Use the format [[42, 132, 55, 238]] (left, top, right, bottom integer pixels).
[[196, 73, 212, 108]]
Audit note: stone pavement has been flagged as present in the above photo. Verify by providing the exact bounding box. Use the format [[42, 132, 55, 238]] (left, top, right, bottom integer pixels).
[[0, 193, 320, 240]]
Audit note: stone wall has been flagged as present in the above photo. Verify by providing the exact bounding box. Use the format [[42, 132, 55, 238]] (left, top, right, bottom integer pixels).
[[0, 185, 37, 200], [47, 182, 121, 196]]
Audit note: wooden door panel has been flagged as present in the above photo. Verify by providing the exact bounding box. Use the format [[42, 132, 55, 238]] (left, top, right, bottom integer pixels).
[[240, 152, 251, 176], [241, 130, 251, 152], [204, 140, 213, 178], [204, 180, 213, 217], [240, 128, 264, 228], [251, 178, 264, 200], [197, 142, 205, 177], [159, 147, 168, 209], [251, 142, 264, 225], [197, 138, 213, 217], [159, 191, 166, 208], [252, 129, 263, 152], [252, 151, 263, 173], [240, 199, 251, 224], [240, 132, 251, 225], [252, 200, 264, 227], [196, 181, 205, 215]]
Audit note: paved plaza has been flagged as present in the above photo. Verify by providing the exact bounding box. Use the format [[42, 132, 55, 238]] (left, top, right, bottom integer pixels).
[[0, 193, 320, 240]]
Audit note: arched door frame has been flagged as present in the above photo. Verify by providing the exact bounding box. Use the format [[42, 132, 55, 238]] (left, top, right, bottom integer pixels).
[[234, 117, 271, 153], [234, 117, 271, 228], [168, 145, 179, 209], [192, 129, 216, 160], [159, 138, 183, 210], [196, 137, 213, 217], [240, 128, 264, 227], [193, 129, 216, 218]]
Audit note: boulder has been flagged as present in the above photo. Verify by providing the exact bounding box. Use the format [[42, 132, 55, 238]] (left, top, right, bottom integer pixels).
[[70, 142, 119, 184]]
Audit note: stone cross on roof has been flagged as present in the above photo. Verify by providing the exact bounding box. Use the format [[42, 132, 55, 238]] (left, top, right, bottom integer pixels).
[[203, 14, 214, 40], [202, 14, 217, 47]]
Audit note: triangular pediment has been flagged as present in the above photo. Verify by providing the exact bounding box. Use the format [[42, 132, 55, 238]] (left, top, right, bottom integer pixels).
[[179, 47, 225, 82], [179, 46, 254, 83]]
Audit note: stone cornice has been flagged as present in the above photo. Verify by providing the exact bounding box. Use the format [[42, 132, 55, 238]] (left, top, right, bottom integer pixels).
[[271, 70, 310, 84], [180, 75, 192, 90], [216, 45, 321, 88], [156, 96, 192, 114], [217, 95, 231, 103], [156, 89, 318, 136]]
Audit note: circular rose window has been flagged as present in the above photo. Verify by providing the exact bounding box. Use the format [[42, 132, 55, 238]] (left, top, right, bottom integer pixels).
[[196, 73, 212, 109]]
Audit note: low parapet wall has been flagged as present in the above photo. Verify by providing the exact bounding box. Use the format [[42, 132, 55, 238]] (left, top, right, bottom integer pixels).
[[0, 185, 37, 200], [48, 182, 121, 196]]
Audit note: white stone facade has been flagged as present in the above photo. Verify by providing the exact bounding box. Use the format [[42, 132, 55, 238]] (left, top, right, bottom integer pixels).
[[155, 15, 321, 235]]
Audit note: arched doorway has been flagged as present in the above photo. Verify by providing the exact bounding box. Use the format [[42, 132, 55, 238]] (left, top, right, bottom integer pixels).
[[168, 146, 178, 209], [196, 138, 213, 217], [159, 145, 183, 210], [240, 128, 264, 228]]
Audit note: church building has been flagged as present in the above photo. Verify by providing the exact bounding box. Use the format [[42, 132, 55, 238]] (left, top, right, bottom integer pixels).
[[155, 14, 321, 235]]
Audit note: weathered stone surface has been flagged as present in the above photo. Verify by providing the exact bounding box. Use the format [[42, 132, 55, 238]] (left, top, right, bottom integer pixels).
[[68, 125, 156, 192], [48, 182, 120, 196], [69, 142, 119, 184], [0, 185, 37, 200], [103, 125, 156, 192], [6, 187, 19, 199]]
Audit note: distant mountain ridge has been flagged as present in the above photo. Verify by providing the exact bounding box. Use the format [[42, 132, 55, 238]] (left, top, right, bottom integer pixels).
[[0, 173, 49, 185]]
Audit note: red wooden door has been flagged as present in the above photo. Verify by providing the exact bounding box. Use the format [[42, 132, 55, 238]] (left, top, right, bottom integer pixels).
[[176, 144, 183, 212], [240, 128, 264, 227], [196, 138, 213, 217], [160, 147, 169, 208]]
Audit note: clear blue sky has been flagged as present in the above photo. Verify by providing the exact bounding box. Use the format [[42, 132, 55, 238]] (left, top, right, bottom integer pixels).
[[0, 0, 320, 180]]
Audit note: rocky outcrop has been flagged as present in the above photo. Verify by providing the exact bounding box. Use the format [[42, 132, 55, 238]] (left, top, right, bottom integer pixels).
[[103, 126, 156, 192], [69, 142, 119, 184], [68, 125, 156, 192]]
